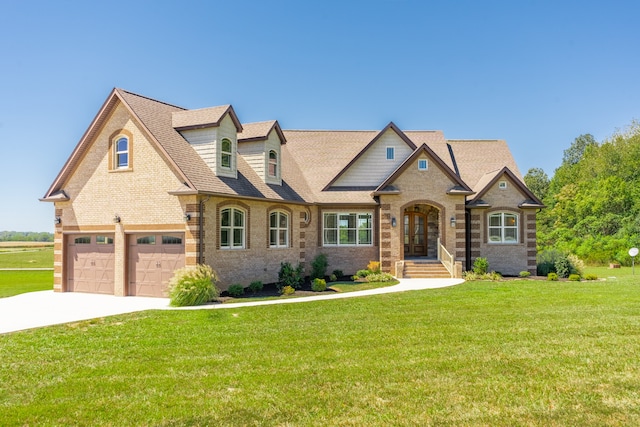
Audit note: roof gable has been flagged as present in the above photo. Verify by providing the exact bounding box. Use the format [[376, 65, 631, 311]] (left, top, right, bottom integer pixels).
[[375, 143, 473, 194], [324, 122, 418, 190], [172, 104, 242, 132], [238, 120, 286, 144], [469, 167, 544, 207]]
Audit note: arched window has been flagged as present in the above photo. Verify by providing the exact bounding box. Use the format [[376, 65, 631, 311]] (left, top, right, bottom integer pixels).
[[269, 211, 288, 248], [220, 207, 245, 249], [115, 137, 129, 168], [221, 138, 232, 169], [268, 150, 278, 177], [488, 212, 518, 243]]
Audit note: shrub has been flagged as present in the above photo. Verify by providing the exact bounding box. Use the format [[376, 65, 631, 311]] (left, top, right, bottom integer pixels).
[[312, 278, 327, 292], [473, 257, 489, 275], [329, 274, 337, 282], [365, 272, 395, 282], [353, 269, 372, 280], [167, 264, 219, 307], [311, 253, 328, 280], [249, 280, 263, 293], [585, 274, 598, 281], [227, 284, 244, 297], [519, 271, 531, 278], [278, 261, 304, 290], [462, 270, 501, 281], [547, 272, 558, 281], [555, 257, 572, 278], [567, 254, 585, 276], [367, 261, 381, 273], [568, 274, 581, 282], [332, 269, 344, 279], [281, 285, 295, 296]]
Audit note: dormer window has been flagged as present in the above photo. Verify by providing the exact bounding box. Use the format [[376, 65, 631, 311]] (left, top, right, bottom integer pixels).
[[268, 150, 278, 177], [221, 138, 232, 169], [115, 137, 129, 168]]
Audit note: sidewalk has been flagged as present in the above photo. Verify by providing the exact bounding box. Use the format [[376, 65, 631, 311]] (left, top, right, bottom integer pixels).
[[0, 278, 464, 334]]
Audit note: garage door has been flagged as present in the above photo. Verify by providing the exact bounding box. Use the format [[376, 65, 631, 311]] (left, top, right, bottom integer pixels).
[[67, 234, 115, 294], [128, 233, 185, 297]]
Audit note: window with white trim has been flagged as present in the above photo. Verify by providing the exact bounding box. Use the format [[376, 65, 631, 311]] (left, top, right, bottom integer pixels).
[[323, 212, 373, 246], [386, 147, 395, 160], [418, 159, 428, 170], [488, 212, 518, 243], [221, 138, 232, 169], [268, 150, 278, 177], [269, 211, 288, 248], [115, 137, 129, 168], [221, 207, 245, 249]]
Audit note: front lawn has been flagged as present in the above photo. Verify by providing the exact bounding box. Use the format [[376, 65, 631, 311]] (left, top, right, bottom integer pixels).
[[1, 279, 640, 425], [0, 270, 53, 298]]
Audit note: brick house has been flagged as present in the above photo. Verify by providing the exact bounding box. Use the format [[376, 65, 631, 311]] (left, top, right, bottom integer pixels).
[[41, 88, 544, 297]]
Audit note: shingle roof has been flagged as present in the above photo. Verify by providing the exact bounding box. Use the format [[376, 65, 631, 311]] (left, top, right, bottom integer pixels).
[[238, 120, 286, 143], [172, 105, 242, 132]]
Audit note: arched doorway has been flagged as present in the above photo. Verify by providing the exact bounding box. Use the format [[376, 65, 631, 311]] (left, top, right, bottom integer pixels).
[[403, 204, 440, 258]]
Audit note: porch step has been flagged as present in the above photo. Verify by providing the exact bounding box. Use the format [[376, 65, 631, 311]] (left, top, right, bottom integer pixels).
[[403, 260, 451, 279]]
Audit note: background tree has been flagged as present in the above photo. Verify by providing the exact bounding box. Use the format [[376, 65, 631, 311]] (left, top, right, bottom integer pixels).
[[524, 168, 550, 201]]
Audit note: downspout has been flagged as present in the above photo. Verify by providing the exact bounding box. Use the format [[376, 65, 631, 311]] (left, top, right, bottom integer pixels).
[[198, 196, 211, 264]]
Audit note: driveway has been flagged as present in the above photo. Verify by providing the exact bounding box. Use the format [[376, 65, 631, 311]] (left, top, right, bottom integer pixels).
[[0, 278, 464, 334]]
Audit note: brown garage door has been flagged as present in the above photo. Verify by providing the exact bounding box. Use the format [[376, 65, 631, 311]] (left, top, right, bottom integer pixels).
[[128, 233, 185, 297], [67, 234, 115, 294]]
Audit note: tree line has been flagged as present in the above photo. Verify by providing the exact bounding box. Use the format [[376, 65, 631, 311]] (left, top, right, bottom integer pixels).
[[525, 120, 640, 265], [0, 231, 54, 242]]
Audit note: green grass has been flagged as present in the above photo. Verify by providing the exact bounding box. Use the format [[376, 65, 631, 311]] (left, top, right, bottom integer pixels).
[[328, 279, 398, 292], [584, 265, 638, 279], [2, 278, 640, 425], [0, 270, 53, 297], [0, 246, 53, 269]]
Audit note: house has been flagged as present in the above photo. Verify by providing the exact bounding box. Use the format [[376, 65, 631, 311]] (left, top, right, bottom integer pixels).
[[41, 88, 544, 297]]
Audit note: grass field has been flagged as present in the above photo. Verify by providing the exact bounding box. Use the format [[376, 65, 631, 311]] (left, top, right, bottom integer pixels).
[[0, 270, 53, 297], [0, 245, 53, 269], [1, 278, 639, 425]]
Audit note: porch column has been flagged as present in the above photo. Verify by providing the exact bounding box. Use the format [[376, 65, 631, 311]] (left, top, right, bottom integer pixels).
[[379, 203, 394, 274]]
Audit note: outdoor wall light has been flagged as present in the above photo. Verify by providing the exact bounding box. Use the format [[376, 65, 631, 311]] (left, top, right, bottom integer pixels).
[[450, 216, 456, 227], [54, 216, 61, 225], [184, 213, 191, 222], [113, 214, 121, 223], [391, 217, 397, 227]]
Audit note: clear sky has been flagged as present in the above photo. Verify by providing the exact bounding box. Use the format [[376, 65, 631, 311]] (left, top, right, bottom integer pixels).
[[1, 0, 639, 232]]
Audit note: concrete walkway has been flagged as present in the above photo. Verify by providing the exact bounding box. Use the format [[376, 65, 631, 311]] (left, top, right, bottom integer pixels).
[[0, 278, 464, 334]]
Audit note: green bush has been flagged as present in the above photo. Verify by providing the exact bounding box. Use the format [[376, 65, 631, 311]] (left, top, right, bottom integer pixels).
[[585, 274, 598, 281], [281, 285, 295, 296], [365, 272, 395, 282], [278, 261, 304, 290], [332, 269, 344, 278], [519, 271, 531, 278], [312, 278, 327, 292], [227, 284, 244, 297], [537, 250, 583, 278], [547, 272, 558, 281], [249, 280, 263, 293], [353, 269, 372, 280], [311, 253, 328, 280], [329, 274, 337, 282], [568, 274, 581, 282], [555, 257, 572, 278], [167, 264, 219, 307], [473, 257, 489, 275], [462, 271, 502, 281]]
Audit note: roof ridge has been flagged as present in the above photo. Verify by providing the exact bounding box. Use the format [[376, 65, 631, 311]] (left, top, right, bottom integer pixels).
[[116, 88, 186, 111]]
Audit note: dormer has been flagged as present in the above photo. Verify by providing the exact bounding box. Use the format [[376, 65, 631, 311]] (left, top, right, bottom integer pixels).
[[237, 120, 286, 185], [172, 105, 243, 178]]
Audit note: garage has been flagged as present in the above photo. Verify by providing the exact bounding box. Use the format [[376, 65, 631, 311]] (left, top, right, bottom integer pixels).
[[128, 233, 185, 297], [66, 234, 115, 294]]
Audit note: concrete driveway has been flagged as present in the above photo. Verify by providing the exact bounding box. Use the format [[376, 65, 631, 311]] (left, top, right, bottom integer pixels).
[[0, 278, 464, 334]]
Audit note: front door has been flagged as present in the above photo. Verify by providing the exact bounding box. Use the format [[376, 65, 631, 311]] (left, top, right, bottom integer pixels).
[[404, 212, 427, 257]]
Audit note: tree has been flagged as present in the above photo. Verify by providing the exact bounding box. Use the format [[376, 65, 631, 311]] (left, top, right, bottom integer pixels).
[[524, 168, 550, 201], [562, 134, 597, 165]]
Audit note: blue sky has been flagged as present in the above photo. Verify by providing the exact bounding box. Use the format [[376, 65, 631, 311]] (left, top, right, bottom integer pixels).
[[1, 0, 639, 232]]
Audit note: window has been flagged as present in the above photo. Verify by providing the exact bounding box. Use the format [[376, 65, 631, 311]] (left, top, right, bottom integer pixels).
[[499, 181, 507, 189], [323, 212, 373, 246], [221, 138, 232, 169], [418, 159, 428, 170], [221, 207, 245, 249], [137, 235, 156, 245], [488, 212, 518, 243], [162, 236, 182, 244], [96, 235, 113, 244], [269, 211, 289, 248], [74, 236, 91, 244], [115, 137, 129, 168], [386, 147, 395, 160], [268, 150, 278, 177]]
